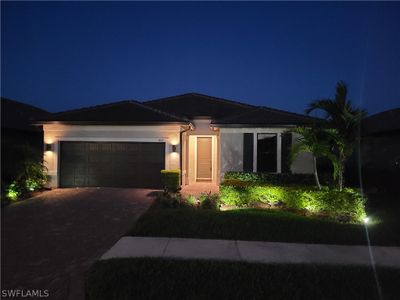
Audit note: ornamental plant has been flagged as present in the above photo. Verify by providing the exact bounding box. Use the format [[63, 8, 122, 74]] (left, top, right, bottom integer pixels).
[[220, 180, 366, 222], [5, 161, 47, 201], [305, 81, 367, 190], [6, 181, 21, 201], [290, 126, 340, 190]]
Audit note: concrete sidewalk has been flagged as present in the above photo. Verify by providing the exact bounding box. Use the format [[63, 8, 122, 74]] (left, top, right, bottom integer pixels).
[[101, 237, 400, 267]]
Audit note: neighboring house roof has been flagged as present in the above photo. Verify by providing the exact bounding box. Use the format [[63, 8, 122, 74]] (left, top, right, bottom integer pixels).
[[1, 97, 50, 131], [42, 100, 189, 125], [211, 106, 320, 126], [145, 93, 255, 119], [362, 108, 400, 136]]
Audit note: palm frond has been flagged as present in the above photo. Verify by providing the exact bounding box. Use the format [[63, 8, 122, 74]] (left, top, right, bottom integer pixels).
[[335, 81, 348, 109], [305, 99, 336, 117], [289, 142, 311, 165]]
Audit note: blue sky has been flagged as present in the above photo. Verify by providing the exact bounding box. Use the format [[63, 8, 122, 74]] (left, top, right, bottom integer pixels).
[[2, 2, 399, 115]]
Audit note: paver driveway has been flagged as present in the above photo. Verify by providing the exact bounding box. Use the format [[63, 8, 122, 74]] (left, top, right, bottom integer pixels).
[[1, 188, 155, 300]]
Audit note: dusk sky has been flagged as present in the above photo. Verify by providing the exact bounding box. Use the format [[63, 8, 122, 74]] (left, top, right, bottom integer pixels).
[[2, 1, 399, 115]]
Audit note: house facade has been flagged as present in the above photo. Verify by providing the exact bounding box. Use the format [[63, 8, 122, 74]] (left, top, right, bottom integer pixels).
[[347, 108, 400, 191], [41, 93, 316, 188]]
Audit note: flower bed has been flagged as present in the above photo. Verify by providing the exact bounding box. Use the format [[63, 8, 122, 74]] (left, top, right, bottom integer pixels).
[[220, 179, 366, 222]]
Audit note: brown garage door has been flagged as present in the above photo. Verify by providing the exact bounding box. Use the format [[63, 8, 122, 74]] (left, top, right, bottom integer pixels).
[[59, 141, 165, 188]]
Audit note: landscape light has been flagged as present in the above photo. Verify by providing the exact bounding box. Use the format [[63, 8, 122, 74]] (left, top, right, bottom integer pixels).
[[363, 216, 370, 224]]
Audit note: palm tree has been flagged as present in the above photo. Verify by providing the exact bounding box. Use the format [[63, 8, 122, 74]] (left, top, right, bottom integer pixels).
[[305, 81, 366, 190], [290, 127, 339, 190]]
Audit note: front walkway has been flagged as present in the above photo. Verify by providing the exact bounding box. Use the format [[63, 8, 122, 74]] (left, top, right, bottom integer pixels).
[[101, 236, 400, 268], [181, 182, 219, 197], [1, 188, 154, 300]]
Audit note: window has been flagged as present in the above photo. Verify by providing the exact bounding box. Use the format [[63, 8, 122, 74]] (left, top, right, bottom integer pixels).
[[257, 133, 277, 172]]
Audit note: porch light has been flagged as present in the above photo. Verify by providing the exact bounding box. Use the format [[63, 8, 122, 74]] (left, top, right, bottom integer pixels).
[[172, 145, 177, 153], [45, 143, 53, 152]]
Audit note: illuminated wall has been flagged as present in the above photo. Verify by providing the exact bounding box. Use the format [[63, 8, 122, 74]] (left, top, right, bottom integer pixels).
[[219, 127, 314, 178], [43, 124, 181, 187]]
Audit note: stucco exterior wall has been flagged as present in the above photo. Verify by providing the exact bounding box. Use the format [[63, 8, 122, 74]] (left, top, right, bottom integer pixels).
[[290, 132, 314, 174], [43, 124, 181, 187], [219, 127, 314, 179], [220, 132, 244, 177], [187, 119, 217, 136]]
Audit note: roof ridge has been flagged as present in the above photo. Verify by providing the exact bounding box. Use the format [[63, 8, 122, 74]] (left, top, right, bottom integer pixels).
[[50, 99, 188, 123], [144, 93, 193, 104], [1, 97, 49, 114], [365, 107, 400, 120], [131, 100, 189, 122], [190, 93, 256, 108], [211, 106, 321, 125], [53, 100, 133, 116], [144, 92, 256, 108], [259, 106, 321, 121]]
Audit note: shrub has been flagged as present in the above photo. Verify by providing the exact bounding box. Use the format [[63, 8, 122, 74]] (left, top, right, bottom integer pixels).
[[155, 192, 189, 208], [220, 180, 366, 222], [5, 181, 22, 201], [224, 171, 332, 186], [186, 195, 198, 207], [20, 161, 47, 191], [4, 161, 47, 202], [199, 192, 220, 210], [160, 170, 181, 192]]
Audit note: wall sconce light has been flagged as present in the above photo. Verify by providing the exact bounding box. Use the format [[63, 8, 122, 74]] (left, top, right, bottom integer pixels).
[[45, 143, 53, 151], [172, 145, 177, 152]]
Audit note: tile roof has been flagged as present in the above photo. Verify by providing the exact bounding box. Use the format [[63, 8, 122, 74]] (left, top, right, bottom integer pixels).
[[1, 97, 50, 131], [38, 93, 322, 126], [362, 108, 400, 135], [42, 100, 189, 124], [211, 106, 320, 126], [145, 93, 255, 119]]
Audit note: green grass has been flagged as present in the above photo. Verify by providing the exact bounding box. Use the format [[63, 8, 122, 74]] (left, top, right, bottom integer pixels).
[[86, 258, 400, 300], [127, 204, 400, 246]]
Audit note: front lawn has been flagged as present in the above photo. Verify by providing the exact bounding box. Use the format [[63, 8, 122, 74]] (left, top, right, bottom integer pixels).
[[86, 258, 400, 300], [127, 204, 400, 246]]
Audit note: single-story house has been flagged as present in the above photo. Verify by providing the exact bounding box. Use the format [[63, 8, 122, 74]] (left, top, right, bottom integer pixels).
[[39, 93, 318, 188], [347, 108, 400, 191]]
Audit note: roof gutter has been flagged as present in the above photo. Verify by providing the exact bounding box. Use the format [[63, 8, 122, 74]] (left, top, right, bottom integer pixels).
[[210, 123, 300, 128]]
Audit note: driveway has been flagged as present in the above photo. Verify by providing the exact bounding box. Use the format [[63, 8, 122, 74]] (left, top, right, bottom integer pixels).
[[1, 188, 154, 300]]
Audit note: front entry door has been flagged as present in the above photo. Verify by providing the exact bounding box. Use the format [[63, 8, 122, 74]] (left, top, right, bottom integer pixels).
[[197, 137, 212, 180]]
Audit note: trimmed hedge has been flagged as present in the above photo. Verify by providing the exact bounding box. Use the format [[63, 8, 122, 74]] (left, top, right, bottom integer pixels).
[[220, 179, 366, 222], [224, 171, 332, 186], [160, 170, 181, 192]]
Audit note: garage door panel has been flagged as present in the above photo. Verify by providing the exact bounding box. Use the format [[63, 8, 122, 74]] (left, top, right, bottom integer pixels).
[[60, 141, 165, 188]]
